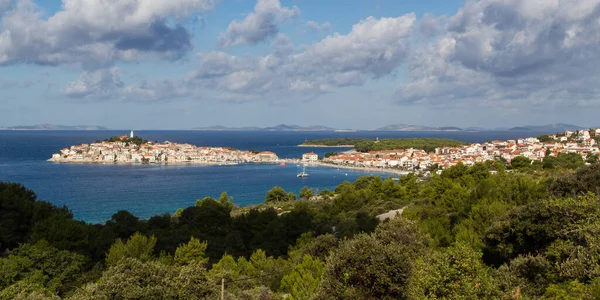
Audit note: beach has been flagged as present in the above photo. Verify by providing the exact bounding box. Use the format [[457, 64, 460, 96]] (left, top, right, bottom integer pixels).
[[280, 159, 410, 176]]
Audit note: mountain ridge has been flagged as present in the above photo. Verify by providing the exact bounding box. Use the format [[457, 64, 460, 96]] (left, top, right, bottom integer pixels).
[[2, 123, 591, 132], [193, 124, 338, 131], [0, 124, 109, 130]]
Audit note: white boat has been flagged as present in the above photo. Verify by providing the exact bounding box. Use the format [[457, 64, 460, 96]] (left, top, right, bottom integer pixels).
[[297, 164, 309, 177]]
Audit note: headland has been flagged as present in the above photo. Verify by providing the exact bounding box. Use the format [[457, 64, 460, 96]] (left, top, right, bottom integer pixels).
[[49, 133, 279, 165]]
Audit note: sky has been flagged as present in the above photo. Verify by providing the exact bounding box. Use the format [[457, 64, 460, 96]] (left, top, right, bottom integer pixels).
[[0, 0, 599, 129]]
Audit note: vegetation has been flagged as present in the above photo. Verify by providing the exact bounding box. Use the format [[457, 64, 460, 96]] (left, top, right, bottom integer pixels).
[[302, 137, 468, 153], [103, 135, 148, 146], [300, 138, 365, 146], [4, 161, 600, 298]]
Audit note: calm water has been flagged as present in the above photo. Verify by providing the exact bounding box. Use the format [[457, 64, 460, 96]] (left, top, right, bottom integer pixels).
[[0, 130, 545, 223]]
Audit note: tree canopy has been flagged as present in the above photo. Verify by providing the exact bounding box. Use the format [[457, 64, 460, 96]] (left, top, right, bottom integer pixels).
[[2, 160, 600, 298]]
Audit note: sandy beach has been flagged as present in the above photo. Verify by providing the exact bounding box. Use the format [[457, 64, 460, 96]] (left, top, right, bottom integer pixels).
[[280, 159, 410, 176]]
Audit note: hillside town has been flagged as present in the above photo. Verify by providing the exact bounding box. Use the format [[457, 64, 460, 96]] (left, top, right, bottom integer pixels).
[[49, 131, 279, 164], [319, 129, 600, 171]]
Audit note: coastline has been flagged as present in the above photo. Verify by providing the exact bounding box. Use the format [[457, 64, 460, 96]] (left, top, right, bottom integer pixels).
[[47, 159, 245, 166], [301, 161, 410, 176], [297, 144, 355, 148], [47, 158, 409, 175]]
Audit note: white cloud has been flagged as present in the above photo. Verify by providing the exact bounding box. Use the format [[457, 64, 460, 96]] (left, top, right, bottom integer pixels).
[[294, 16, 415, 78], [123, 79, 192, 102], [195, 14, 416, 96], [305, 20, 331, 33], [0, 0, 11, 12], [272, 34, 294, 56], [396, 0, 600, 110], [1, 79, 36, 89], [63, 67, 192, 102], [63, 67, 124, 99], [0, 0, 216, 67], [218, 0, 300, 47]]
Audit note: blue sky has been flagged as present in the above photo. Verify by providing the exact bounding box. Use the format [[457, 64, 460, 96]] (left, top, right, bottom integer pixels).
[[1, 0, 599, 129]]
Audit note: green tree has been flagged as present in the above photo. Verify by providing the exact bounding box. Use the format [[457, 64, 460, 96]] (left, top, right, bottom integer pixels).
[[408, 242, 497, 299], [538, 134, 554, 143], [0, 240, 86, 296], [105, 232, 157, 266], [287, 192, 297, 201], [0, 182, 36, 251], [324, 152, 338, 158], [511, 156, 532, 170], [587, 153, 599, 164], [299, 187, 314, 200], [484, 194, 600, 266], [549, 164, 600, 197], [171, 262, 217, 299], [265, 186, 290, 203], [173, 237, 208, 266], [72, 258, 216, 299], [495, 254, 553, 298], [280, 255, 324, 300], [317, 233, 412, 299], [542, 280, 591, 300], [288, 233, 338, 262], [219, 192, 234, 208], [0, 281, 60, 300]]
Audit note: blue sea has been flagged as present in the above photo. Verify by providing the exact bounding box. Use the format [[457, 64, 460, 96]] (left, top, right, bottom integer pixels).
[[0, 130, 546, 223]]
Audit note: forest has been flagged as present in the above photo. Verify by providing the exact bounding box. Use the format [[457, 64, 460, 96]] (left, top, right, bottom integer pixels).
[[301, 137, 468, 153], [2, 159, 600, 299]]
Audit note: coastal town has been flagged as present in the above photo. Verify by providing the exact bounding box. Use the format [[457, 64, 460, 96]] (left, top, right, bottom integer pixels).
[[50, 129, 600, 174], [49, 131, 279, 164], [317, 129, 600, 171]]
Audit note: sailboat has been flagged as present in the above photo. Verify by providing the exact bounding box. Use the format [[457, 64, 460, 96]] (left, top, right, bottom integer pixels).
[[297, 164, 309, 177]]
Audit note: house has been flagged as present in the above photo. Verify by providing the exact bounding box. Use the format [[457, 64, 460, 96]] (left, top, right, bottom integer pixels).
[[257, 151, 279, 162], [302, 152, 318, 162]]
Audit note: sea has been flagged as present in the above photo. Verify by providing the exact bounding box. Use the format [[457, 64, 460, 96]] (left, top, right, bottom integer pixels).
[[0, 130, 546, 224]]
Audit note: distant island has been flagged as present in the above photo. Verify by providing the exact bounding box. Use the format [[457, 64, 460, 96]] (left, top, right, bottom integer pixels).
[[374, 124, 463, 131], [2, 123, 591, 133], [0, 124, 109, 130], [193, 124, 341, 131], [192, 123, 590, 133], [506, 123, 586, 132], [301, 138, 469, 153], [372, 123, 587, 132]]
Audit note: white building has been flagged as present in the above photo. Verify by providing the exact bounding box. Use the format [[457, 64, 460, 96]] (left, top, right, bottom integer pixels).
[[302, 152, 318, 162]]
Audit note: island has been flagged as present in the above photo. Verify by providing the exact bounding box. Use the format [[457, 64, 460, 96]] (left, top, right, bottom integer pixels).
[[300, 138, 468, 152], [49, 133, 279, 164]]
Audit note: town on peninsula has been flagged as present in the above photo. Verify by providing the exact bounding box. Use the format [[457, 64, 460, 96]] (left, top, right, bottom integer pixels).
[[50, 129, 600, 172], [49, 131, 279, 165]]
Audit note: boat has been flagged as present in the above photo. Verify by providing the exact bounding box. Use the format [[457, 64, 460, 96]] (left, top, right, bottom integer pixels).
[[297, 164, 309, 177], [279, 162, 286, 166]]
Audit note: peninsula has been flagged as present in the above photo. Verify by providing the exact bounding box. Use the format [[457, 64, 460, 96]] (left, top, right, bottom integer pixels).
[[300, 138, 468, 152], [312, 129, 600, 171], [49, 133, 279, 164]]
